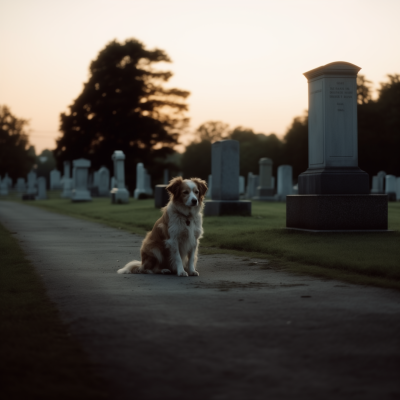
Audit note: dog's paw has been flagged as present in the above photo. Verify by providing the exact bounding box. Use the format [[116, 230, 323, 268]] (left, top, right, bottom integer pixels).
[[177, 270, 189, 277], [189, 270, 199, 276], [161, 269, 171, 274]]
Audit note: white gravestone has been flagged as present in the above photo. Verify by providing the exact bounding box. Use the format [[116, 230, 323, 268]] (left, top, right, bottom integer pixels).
[[110, 150, 129, 203], [287, 61, 387, 231], [36, 177, 47, 200], [246, 173, 259, 199], [277, 165, 293, 200], [98, 167, 110, 197], [385, 175, 397, 201], [71, 159, 92, 202], [134, 163, 146, 199], [204, 140, 251, 216], [396, 177, 400, 201], [50, 169, 61, 190], [61, 161, 73, 198], [27, 170, 37, 195], [371, 176, 379, 194], [16, 178, 26, 193], [0, 178, 8, 195], [257, 158, 274, 198], [377, 171, 386, 194]]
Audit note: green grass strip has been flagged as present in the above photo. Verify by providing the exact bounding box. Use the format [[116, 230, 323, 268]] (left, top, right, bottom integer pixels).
[[0, 222, 108, 400]]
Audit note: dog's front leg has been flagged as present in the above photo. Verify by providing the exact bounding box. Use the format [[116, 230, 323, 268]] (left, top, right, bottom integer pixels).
[[168, 241, 188, 277], [188, 243, 199, 276]]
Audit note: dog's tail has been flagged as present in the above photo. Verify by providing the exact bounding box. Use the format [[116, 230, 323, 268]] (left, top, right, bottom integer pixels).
[[117, 260, 142, 274]]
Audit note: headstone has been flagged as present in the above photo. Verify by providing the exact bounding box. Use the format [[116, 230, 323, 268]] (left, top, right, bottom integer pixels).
[[385, 175, 397, 201], [246, 173, 259, 199], [50, 169, 61, 190], [71, 158, 92, 202], [144, 172, 153, 196], [276, 165, 293, 201], [16, 178, 26, 193], [134, 163, 146, 199], [287, 61, 387, 231], [27, 170, 37, 195], [396, 177, 400, 201], [204, 140, 251, 216], [377, 171, 386, 193], [256, 158, 274, 198], [5, 173, 12, 189], [110, 150, 129, 204], [61, 161, 73, 198], [93, 171, 100, 188], [0, 177, 8, 196], [371, 176, 379, 194], [206, 175, 212, 198], [36, 177, 47, 200], [98, 166, 110, 197], [239, 176, 245, 195], [163, 169, 169, 185], [155, 185, 169, 208]]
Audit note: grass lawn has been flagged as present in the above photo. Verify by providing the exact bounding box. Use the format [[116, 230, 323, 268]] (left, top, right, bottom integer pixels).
[[2, 191, 400, 289], [0, 221, 108, 399]]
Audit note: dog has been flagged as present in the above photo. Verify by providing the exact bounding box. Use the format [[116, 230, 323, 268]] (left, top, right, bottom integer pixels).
[[117, 177, 208, 277]]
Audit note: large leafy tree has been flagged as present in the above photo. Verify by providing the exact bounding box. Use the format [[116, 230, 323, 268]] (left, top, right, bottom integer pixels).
[[0, 105, 35, 181], [54, 38, 190, 188]]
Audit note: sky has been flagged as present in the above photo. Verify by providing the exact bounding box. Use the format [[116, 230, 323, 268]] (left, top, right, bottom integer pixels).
[[1, 0, 399, 154]]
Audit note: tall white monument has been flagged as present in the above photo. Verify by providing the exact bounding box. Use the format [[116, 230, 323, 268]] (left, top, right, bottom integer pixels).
[[287, 61, 387, 231], [71, 159, 92, 202], [110, 151, 129, 203]]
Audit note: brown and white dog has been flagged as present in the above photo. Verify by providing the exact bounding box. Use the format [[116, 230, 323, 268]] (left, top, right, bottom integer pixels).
[[117, 177, 208, 277]]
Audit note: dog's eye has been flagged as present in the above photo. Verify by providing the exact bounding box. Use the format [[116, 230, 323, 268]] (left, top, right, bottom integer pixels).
[[183, 191, 189, 194], [195, 190, 199, 194]]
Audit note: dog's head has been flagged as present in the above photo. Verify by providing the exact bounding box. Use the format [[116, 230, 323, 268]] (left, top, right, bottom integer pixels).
[[166, 177, 208, 207]]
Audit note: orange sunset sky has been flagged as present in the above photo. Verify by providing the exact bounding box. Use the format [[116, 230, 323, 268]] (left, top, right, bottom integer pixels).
[[1, 0, 399, 154]]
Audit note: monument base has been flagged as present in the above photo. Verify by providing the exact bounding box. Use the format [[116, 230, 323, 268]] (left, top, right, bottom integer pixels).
[[111, 188, 129, 204], [204, 200, 251, 216], [155, 185, 169, 208], [286, 194, 388, 231], [71, 190, 92, 202]]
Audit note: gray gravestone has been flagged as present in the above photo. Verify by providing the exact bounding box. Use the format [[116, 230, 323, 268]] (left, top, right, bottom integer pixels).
[[396, 177, 400, 201], [144, 172, 153, 196], [27, 170, 37, 195], [256, 158, 274, 198], [287, 61, 387, 231], [98, 166, 110, 197], [50, 169, 61, 190], [246, 172, 259, 199], [239, 176, 245, 195], [377, 171, 386, 193], [385, 175, 396, 201], [155, 185, 169, 208], [36, 177, 47, 200], [61, 161, 73, 198], [134, 163, 146, 199], [5, 173, 12, 189], [277, 165, 293, 200], [206, 175, 212, 198], [204, 140, 251, 216], [371, 176, 379, 193], [110, 151, 129, 203], [16, 178, 26, 193], [71, 159, 92, 202], [0, 177, 8, 196]]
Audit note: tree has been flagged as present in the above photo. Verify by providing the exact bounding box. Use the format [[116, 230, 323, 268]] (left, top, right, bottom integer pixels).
[[180, 140, 212, 180], [0, 105, 35, 181], [54, 38, 190, 189], [194, 121, 230, 142], [357, 74, 373, 105]]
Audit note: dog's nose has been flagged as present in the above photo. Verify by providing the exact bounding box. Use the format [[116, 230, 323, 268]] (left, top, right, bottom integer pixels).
[[191, 198, 198, 205]]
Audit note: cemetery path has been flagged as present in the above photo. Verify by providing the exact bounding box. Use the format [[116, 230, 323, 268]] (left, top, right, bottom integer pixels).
[[1, 201, 399, 400]]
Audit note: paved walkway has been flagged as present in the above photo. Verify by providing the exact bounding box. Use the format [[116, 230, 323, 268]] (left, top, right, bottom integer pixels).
[[1, 201, 399, 400]]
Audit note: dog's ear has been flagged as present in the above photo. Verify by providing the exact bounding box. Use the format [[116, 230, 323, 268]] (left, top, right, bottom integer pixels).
[[166, 176, 183, 198], [191, 178, 208, 201]]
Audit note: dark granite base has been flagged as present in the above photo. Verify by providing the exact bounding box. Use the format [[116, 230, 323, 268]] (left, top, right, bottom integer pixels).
[[286, 194, 388, 230], [298, 167, 369, 194], [155, 185, 169, 208], [204, 200, 251, 216]]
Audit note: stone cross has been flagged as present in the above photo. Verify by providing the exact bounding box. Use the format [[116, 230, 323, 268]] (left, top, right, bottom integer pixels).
[[110, 151, 129, 203], [277, 165, 293, 200], [71, 159, 92, 202], [98, 166, 110, 197]]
